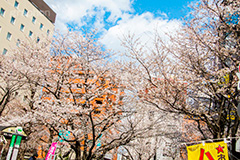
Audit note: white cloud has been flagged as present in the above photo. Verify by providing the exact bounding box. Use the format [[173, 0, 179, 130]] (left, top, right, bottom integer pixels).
[[101, 12, 182, 53], [44, 0, 133, 32], [44, 0, 182, 53]]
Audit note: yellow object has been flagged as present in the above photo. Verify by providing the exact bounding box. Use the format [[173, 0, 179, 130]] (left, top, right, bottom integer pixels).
[[187, 141, 229, 160]]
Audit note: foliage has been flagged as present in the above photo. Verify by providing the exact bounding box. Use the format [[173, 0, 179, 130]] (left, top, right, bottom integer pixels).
[[0, 31, 153, 160], [120, 0, 240, 158]]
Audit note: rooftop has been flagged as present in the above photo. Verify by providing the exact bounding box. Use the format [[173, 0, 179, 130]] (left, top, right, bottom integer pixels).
[[29, 0, 56, 24]]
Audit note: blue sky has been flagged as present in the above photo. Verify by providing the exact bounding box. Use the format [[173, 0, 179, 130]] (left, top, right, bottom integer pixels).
[[44, 0, 196, 52], [132, 0, 192, 19]]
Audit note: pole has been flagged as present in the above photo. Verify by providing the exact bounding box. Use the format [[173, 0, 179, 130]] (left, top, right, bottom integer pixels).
[[6, 135, 16, 160], [11, 136, 22, 160]]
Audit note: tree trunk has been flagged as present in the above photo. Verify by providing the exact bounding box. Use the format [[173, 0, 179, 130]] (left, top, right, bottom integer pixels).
[[73, 141, 81, 160], [0, 90, 10, 116]]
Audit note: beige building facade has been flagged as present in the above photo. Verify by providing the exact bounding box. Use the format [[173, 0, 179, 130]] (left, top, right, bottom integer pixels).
[[0, 0, 56, 55]]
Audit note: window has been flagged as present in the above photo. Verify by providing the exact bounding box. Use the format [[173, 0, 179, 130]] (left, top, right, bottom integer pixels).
[[20, 24, 25, 31], [40, 23, 43, 30], [2, 48, 7, 55], [10, 17, 16, 24], [36, 37, 40, 43], [94, 109, 101, 114], [76, 83, 83, 88], [95, 100, 102, 105], [47, 29, 50, 36], [14, 1, 19, 8], [23, 9, 28, 16], [16, 39, 20, 46], [29, 31, 33, 38], [0, 8, 5, 16], [32, 16, 36, 24], [7, 32, 12, 41]]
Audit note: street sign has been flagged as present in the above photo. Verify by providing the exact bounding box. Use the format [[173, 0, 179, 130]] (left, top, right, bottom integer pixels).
[[2, 126, 27, 160], [45, 142, 58, 160], [16, 127, 23, 134]]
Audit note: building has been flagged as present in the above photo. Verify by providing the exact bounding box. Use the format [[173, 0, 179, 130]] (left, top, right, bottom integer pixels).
[[0, 0, 56, 55], [34, 57, 124, 159]]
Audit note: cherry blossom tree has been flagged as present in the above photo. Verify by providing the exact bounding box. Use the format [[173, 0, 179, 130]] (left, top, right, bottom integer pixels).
[[0, 36, 55, 159], [0, 55, 25, 116], [121, 0, 240, 159], [0, 31, 153, 160]]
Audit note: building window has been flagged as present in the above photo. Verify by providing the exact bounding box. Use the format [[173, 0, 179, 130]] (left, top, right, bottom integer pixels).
[[23, 9, 28, 16], [7, 32, 12, 41], [14, 1, 19, 8], [94, 109, 101, 114], [32, 16, 36, 24], [36, 37, 40, 43], [16, 39, 20, 46], [20, 24, 25, 32], [40, 23, 44, 30], [2, 48, 7, 55], [10, 17, 16, 24], [47, 29, 50, 36], [29, 31, 33, 38], [95, 100, 102, 105], [0, 8, 5, 17]]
